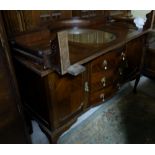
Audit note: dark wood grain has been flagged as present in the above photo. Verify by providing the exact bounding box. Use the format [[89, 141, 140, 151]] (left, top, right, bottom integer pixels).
[[125, 36, 144, 80], [46, 72, 85, 128], [143, 42, 155, 78], [0, 12, 29, 144], [2, 11, 153, 143]]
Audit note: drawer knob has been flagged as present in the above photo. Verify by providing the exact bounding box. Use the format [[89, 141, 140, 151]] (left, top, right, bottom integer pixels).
[[119, 68, 123, 75], [84, 81, 89, 92], [100, 93, 105, 102], [101, 77, 106, 87], [125, 61, 128, 68], [102, 60, 108, 70], [121, 52, 126, 61], [117, 83, 121, 90]]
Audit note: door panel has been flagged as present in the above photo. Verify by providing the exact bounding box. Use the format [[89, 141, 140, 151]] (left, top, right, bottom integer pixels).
[[48, 72, 85, 128]]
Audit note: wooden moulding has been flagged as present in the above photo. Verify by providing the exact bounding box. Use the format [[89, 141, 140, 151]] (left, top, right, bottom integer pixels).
[[57, 31, 70, 75], [50, 30, 70, 75], [51, 30, 86, 76]]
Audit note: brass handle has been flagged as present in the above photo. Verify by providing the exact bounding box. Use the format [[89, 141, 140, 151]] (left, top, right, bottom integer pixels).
[[100, 93, 105, 102], [117, 83, 121, 90], [119, 68, 123, 75], [125, 60, 128, 68], [102, 60, 108, 70], [121, 52, 126, 61], [101, 77, 106, 87], [0, 34, 5, 48], [84, 81, 89, 92]]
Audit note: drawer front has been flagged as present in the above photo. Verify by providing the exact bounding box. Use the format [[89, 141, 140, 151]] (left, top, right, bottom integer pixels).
[[90, 48, 125, 93], [90, 51, 121, 74], [89, 84, 118, 106], [89, 47, 125, 106], [90, 69, 120, 92]]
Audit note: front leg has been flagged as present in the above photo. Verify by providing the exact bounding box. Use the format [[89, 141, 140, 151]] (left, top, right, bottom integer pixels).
[[133, 75, 141, 93]]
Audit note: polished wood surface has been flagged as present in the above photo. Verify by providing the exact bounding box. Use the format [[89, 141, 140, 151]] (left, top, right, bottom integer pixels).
[[1, 10, 154, 143], [12, 29, 146, 143], [72, 10, 108, 18], [89, 84, 118, 106], [125, 36, 144, 79], [47, 72, 85, 128], [2, 11, 72, 36], [14, 60, 87, 142]]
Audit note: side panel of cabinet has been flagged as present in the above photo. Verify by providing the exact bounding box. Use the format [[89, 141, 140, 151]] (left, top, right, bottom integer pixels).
[[14, 60, 51, 129], [47, 72, 86, 129]]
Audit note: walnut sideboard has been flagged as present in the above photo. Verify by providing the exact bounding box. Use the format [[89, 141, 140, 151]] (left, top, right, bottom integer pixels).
[[10, 18, 149, 143]]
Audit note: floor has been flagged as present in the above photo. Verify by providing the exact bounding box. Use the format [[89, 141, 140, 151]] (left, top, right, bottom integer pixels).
[[31, 76, 155, 144]]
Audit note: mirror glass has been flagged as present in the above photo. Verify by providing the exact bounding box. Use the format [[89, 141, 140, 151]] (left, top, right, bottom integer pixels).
[[67, 28, 116, 44]]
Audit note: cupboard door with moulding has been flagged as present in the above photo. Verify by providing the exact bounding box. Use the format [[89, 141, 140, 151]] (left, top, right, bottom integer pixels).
[[124, 37, 144, 80], [47, 71, 87, 129]]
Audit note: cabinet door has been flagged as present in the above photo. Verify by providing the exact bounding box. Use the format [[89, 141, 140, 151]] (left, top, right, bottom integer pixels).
[[47, 72, 86, 128], [0, 13, 29, 143], [125, 37, 144, 79]]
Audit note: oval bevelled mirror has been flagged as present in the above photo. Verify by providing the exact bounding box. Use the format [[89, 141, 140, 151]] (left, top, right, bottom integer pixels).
[[67, 28, 116, 44]]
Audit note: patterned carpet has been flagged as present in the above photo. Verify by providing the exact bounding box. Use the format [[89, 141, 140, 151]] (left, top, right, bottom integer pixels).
[[58, 82, 155, 144]]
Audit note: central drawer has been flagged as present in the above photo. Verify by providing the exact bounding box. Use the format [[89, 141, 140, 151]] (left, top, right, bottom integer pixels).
[[90, 50, 121, 73], [90, 69, 119, 92], [89, 47, 125, 92], [88, 46, 125, 106]]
